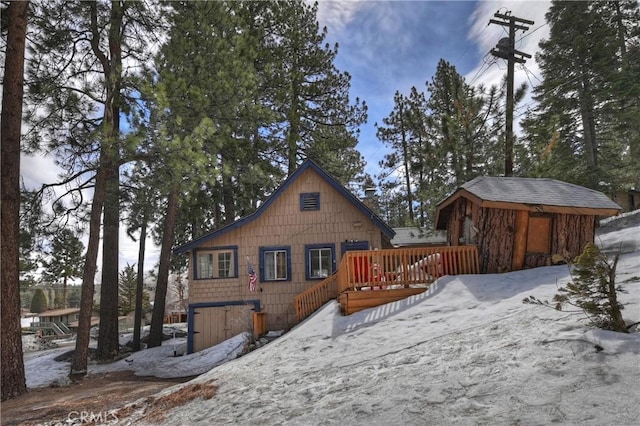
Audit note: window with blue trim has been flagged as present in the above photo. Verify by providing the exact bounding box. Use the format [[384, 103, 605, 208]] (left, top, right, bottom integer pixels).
[[194, 246, 238, 279], [259, 246, 291, 281], [300, 192, 320, 211], [305, 244, 335, 280]]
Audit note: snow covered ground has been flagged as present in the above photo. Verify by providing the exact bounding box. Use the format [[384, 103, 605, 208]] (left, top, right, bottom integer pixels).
[[22, 211, 640, 425]]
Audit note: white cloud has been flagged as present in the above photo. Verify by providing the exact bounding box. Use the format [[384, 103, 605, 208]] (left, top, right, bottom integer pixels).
[[466, 0, 550, 88], [313, 0, 368, 35], [20, 153, 63, 191]]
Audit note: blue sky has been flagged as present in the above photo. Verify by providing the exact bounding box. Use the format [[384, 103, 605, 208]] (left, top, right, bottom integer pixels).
[[313, 0, 551, 182]]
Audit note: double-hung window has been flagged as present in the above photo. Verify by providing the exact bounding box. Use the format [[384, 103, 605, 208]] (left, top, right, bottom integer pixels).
[[194, 247, 238, 279], [259, 246, 291, 282], [305, 244, 335, 280]]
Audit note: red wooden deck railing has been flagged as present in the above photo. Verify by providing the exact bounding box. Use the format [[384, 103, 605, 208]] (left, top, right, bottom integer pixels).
[[294, 246, 480, 322], [338, 246, 479, 293]]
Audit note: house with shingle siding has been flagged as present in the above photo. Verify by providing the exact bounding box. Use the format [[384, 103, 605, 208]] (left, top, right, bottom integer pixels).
[[174, 160, 395, 352]]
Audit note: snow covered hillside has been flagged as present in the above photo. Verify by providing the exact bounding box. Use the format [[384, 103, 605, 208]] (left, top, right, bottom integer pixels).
[[121, 212, 640, 425]]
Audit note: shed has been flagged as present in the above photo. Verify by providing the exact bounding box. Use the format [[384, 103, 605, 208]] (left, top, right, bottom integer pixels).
[[611, 188, 640, 212], [435, 176, 621, 273]]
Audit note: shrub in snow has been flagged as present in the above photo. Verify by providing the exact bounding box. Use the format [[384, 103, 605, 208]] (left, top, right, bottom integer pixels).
[[524, 243, 627, 333]]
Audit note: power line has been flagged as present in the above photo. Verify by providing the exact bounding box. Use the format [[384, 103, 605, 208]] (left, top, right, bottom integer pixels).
[[516, 23, 548, 44], [468, 54, 498, 86]]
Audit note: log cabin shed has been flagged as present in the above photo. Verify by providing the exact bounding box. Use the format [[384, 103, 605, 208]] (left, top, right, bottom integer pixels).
[[434, 176, 622, 274], [173, 159, 395, 353]]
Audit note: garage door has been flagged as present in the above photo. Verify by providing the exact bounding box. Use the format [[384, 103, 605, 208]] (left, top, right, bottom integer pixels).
[[192, 304, 254, 353]]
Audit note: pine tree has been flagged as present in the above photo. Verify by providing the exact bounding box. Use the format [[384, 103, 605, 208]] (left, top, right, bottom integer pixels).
[[24, 0, 164, 373], [41, 228, 84, 309], [554, 244, 626, 333], [267, 0, 367, 177], [30, 288, 49, 314], [522, 0, 640, 191], [425, 59, 507, 185], [524, 243, 627, 333], [118, 264, 139, 315], [1, 0, 29, 401], [377, 91, 415, 224], [122, 164, 157, 351], [19, 188, 43, 289], [143, 1, 234, 348]]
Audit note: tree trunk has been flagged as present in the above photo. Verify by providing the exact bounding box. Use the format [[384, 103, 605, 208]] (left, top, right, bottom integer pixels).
[[62, 275, 68, 309], [132, 212, 147, 352], [70, 167, 106, 377], [1, 0, 29, 401], [96, 156, 120, 358], [287, 77, 300, 176], [553, 213, 595, 261], [607, 255, 626, 333], [94, 0, 124, 360], [579, 69, 598, 184], [148, 189, 179, 348], [478, 208, 516, 274], [399, 104, 414, 224]]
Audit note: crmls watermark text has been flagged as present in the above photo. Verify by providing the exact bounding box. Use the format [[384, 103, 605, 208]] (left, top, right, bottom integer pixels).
[[68, 410, 119, 424]]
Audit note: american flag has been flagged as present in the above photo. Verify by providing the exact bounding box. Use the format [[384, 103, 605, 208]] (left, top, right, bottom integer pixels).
[[248, 260, 257, 292]]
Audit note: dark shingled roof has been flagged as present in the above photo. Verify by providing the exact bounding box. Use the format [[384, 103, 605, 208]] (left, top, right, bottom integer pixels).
[[461, 176, 621, 210], [434, 176, 622, 230]]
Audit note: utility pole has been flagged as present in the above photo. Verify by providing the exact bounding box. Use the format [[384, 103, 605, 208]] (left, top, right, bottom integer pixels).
[[490, 12, 533, 177]]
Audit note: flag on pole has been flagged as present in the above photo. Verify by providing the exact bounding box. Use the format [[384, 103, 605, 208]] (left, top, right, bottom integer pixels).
[[248, 258, 257, 292]]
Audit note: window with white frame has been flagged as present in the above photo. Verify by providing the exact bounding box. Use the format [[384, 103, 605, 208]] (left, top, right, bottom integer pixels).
[[260, 246, 290, 281], [306, 244, 335, 280], [195, 247, 237, 279]]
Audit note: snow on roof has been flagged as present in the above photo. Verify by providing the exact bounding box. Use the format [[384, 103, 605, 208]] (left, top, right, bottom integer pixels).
[[390, 227, 447, 247]]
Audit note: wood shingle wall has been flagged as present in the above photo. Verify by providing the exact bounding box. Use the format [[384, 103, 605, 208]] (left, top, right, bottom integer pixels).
[[189, 168, 384, 332]]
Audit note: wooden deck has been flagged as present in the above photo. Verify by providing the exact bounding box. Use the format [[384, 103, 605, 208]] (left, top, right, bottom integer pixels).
[[338, 287, 428, 316], [294, 245, 480, 322]]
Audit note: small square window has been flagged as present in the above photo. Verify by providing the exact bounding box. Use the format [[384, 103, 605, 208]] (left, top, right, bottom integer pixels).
[[300, 193, 320, 211]]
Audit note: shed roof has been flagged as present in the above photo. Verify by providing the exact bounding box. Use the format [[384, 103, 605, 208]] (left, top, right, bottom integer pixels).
[[174, 160, 395, 254], [435, 176, 621, 229], [390, 227, 447, 247]]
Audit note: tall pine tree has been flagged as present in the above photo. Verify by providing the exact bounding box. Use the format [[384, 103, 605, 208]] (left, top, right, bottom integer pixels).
[[522, 0, 640, 191], [1, 0, 29, 401], [41, 228, 85, 309], [267, 0, 367, 178]]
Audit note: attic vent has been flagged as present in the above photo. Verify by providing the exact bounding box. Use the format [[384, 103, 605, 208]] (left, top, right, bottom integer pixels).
[[300, 193, 320, 211]]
